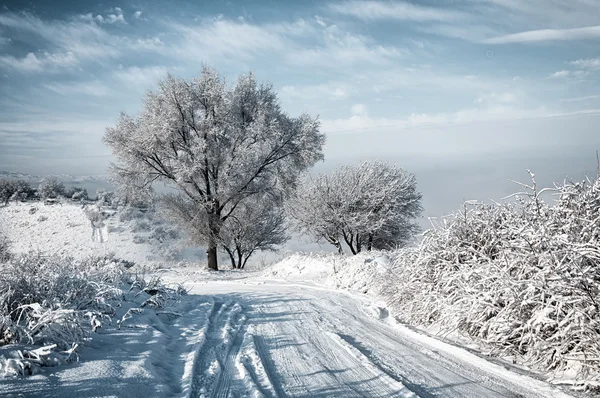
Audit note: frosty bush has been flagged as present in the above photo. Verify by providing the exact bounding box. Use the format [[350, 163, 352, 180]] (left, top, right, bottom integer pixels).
[[38, 177, 65, 199], [64, 186, 88, 201], [0, 179, 33, 205], [0, 252, 131, 372], [386, 171, 600, 388]]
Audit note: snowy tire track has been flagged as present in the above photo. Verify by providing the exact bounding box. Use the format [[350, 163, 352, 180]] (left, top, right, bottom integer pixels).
[[187, 300, 247, 398]]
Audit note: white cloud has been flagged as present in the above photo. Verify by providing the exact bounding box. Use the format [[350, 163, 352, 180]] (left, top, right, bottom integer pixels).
[[287, 24, 405, 67], [329, 0, 466, 22], [350, 104, 367, 116], [171, 19, 287, 60], [113, 65, 171, 87], [43, 81, 111, 97], [134, 11, 143, 19], [281, 83, 350, 101], [549, 70, 571, 78], [475, 92, 517, 104], [0, 51, 77, 73], [570, 57, 600, 70], [561, 94, 600, 102], [0, 12, 122, 61], [482, 25, 600, 44], [321, 106, 600, 134], [80, 7, 126, 25]]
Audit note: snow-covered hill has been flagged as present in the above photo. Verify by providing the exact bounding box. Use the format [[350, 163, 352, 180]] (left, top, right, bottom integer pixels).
[[0, 202, 187, 265]]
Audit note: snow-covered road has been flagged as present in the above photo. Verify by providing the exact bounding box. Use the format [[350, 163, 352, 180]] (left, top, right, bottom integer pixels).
[[0, 277, 575, 398], [181, 279, 572, 398]]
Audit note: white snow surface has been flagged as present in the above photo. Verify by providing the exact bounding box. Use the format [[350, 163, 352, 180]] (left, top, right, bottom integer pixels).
[[0, 202, 182, 265], [0, 257, 578, 397]]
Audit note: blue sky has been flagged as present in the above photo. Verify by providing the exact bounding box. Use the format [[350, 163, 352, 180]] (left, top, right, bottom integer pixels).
[[1, 0, 600, 183]]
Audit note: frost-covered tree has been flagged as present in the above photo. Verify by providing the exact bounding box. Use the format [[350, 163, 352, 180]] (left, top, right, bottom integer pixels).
[[0, 179, 14, 205], [65, 186, 88, 201], [38, 177, 65, 199], [219, 195, 288, 269], [104, 66, 324, 270], [289, 161, 423, 254]]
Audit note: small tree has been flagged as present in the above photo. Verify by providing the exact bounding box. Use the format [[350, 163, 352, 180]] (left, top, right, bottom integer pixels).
[[289, 161, 423, 254], [38, 177, 65, 199], [104, 66, 324, 270], [219, 195, 288, 269], [0, 179, 14, 205], [65, 186, 89, 201]]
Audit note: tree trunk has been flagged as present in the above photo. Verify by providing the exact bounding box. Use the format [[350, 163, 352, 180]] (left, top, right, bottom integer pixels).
[[207, 213, 221, 270], [225, 247, 236, 269], [237, 251, 243, 270], [342, 230, 357, 255], [356, 234, 362, 253], [326, 235, 343, 254], [367, 233, 373, 251], [207, 238, 218, 270]]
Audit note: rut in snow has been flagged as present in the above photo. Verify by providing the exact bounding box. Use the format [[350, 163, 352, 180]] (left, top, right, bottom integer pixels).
[[187, 300, 248, 398]]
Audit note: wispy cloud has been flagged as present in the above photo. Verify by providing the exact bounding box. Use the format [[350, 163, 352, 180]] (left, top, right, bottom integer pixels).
[[0, 51, 77, 73], [0, 12, 122, 65], [168, 18, 289, 62], [561, 94, 600, 102], [287, 25, 405, 67], [322, 105, 600, 134], [571, 57, 600, 70], [549, 70, 571, 78], [281, 82, 350, 101], [43, 81, 111, 97], [80, 7, 126, 24], [482, 26, 600, 44], [328, 0, 467, 22], [113, 65, 172, 88]]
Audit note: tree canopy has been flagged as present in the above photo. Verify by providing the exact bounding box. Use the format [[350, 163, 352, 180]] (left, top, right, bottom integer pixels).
[[289, 161, 423, 254], [104, 66, 325, 270]]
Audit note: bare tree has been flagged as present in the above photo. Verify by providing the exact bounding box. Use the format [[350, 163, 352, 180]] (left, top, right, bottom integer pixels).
[[104, 66, 324, 270], [219, 195, 288, 269], [289, 161, 423, 254]]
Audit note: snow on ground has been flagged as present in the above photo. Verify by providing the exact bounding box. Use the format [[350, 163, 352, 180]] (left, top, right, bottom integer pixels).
[[0, 206, 583, 397], [0, 264, 579, 397], [0, 202, 185, 266]]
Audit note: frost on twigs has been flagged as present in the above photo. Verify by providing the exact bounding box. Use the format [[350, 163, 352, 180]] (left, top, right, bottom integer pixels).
[[288, 161, 423, 255], [386, 172, 600, 389]]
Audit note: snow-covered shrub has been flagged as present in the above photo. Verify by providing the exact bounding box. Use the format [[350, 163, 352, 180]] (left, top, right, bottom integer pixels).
[[118, 206, 145, 222], [0, 179, 33, 205], [0, 253, 128, 353], [38, 177, 65, 199], [387, 172, 600, 388], [64, 186, 88, 201]]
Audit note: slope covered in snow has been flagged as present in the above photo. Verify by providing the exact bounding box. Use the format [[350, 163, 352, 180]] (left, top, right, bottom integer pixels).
[[0, 202, 185, 266]]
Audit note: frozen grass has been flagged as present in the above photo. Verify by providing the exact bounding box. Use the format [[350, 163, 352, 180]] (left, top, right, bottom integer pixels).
[[0, 250, 185, 377], [382, 173, 600, 390], [0, 253, 126, 350]]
